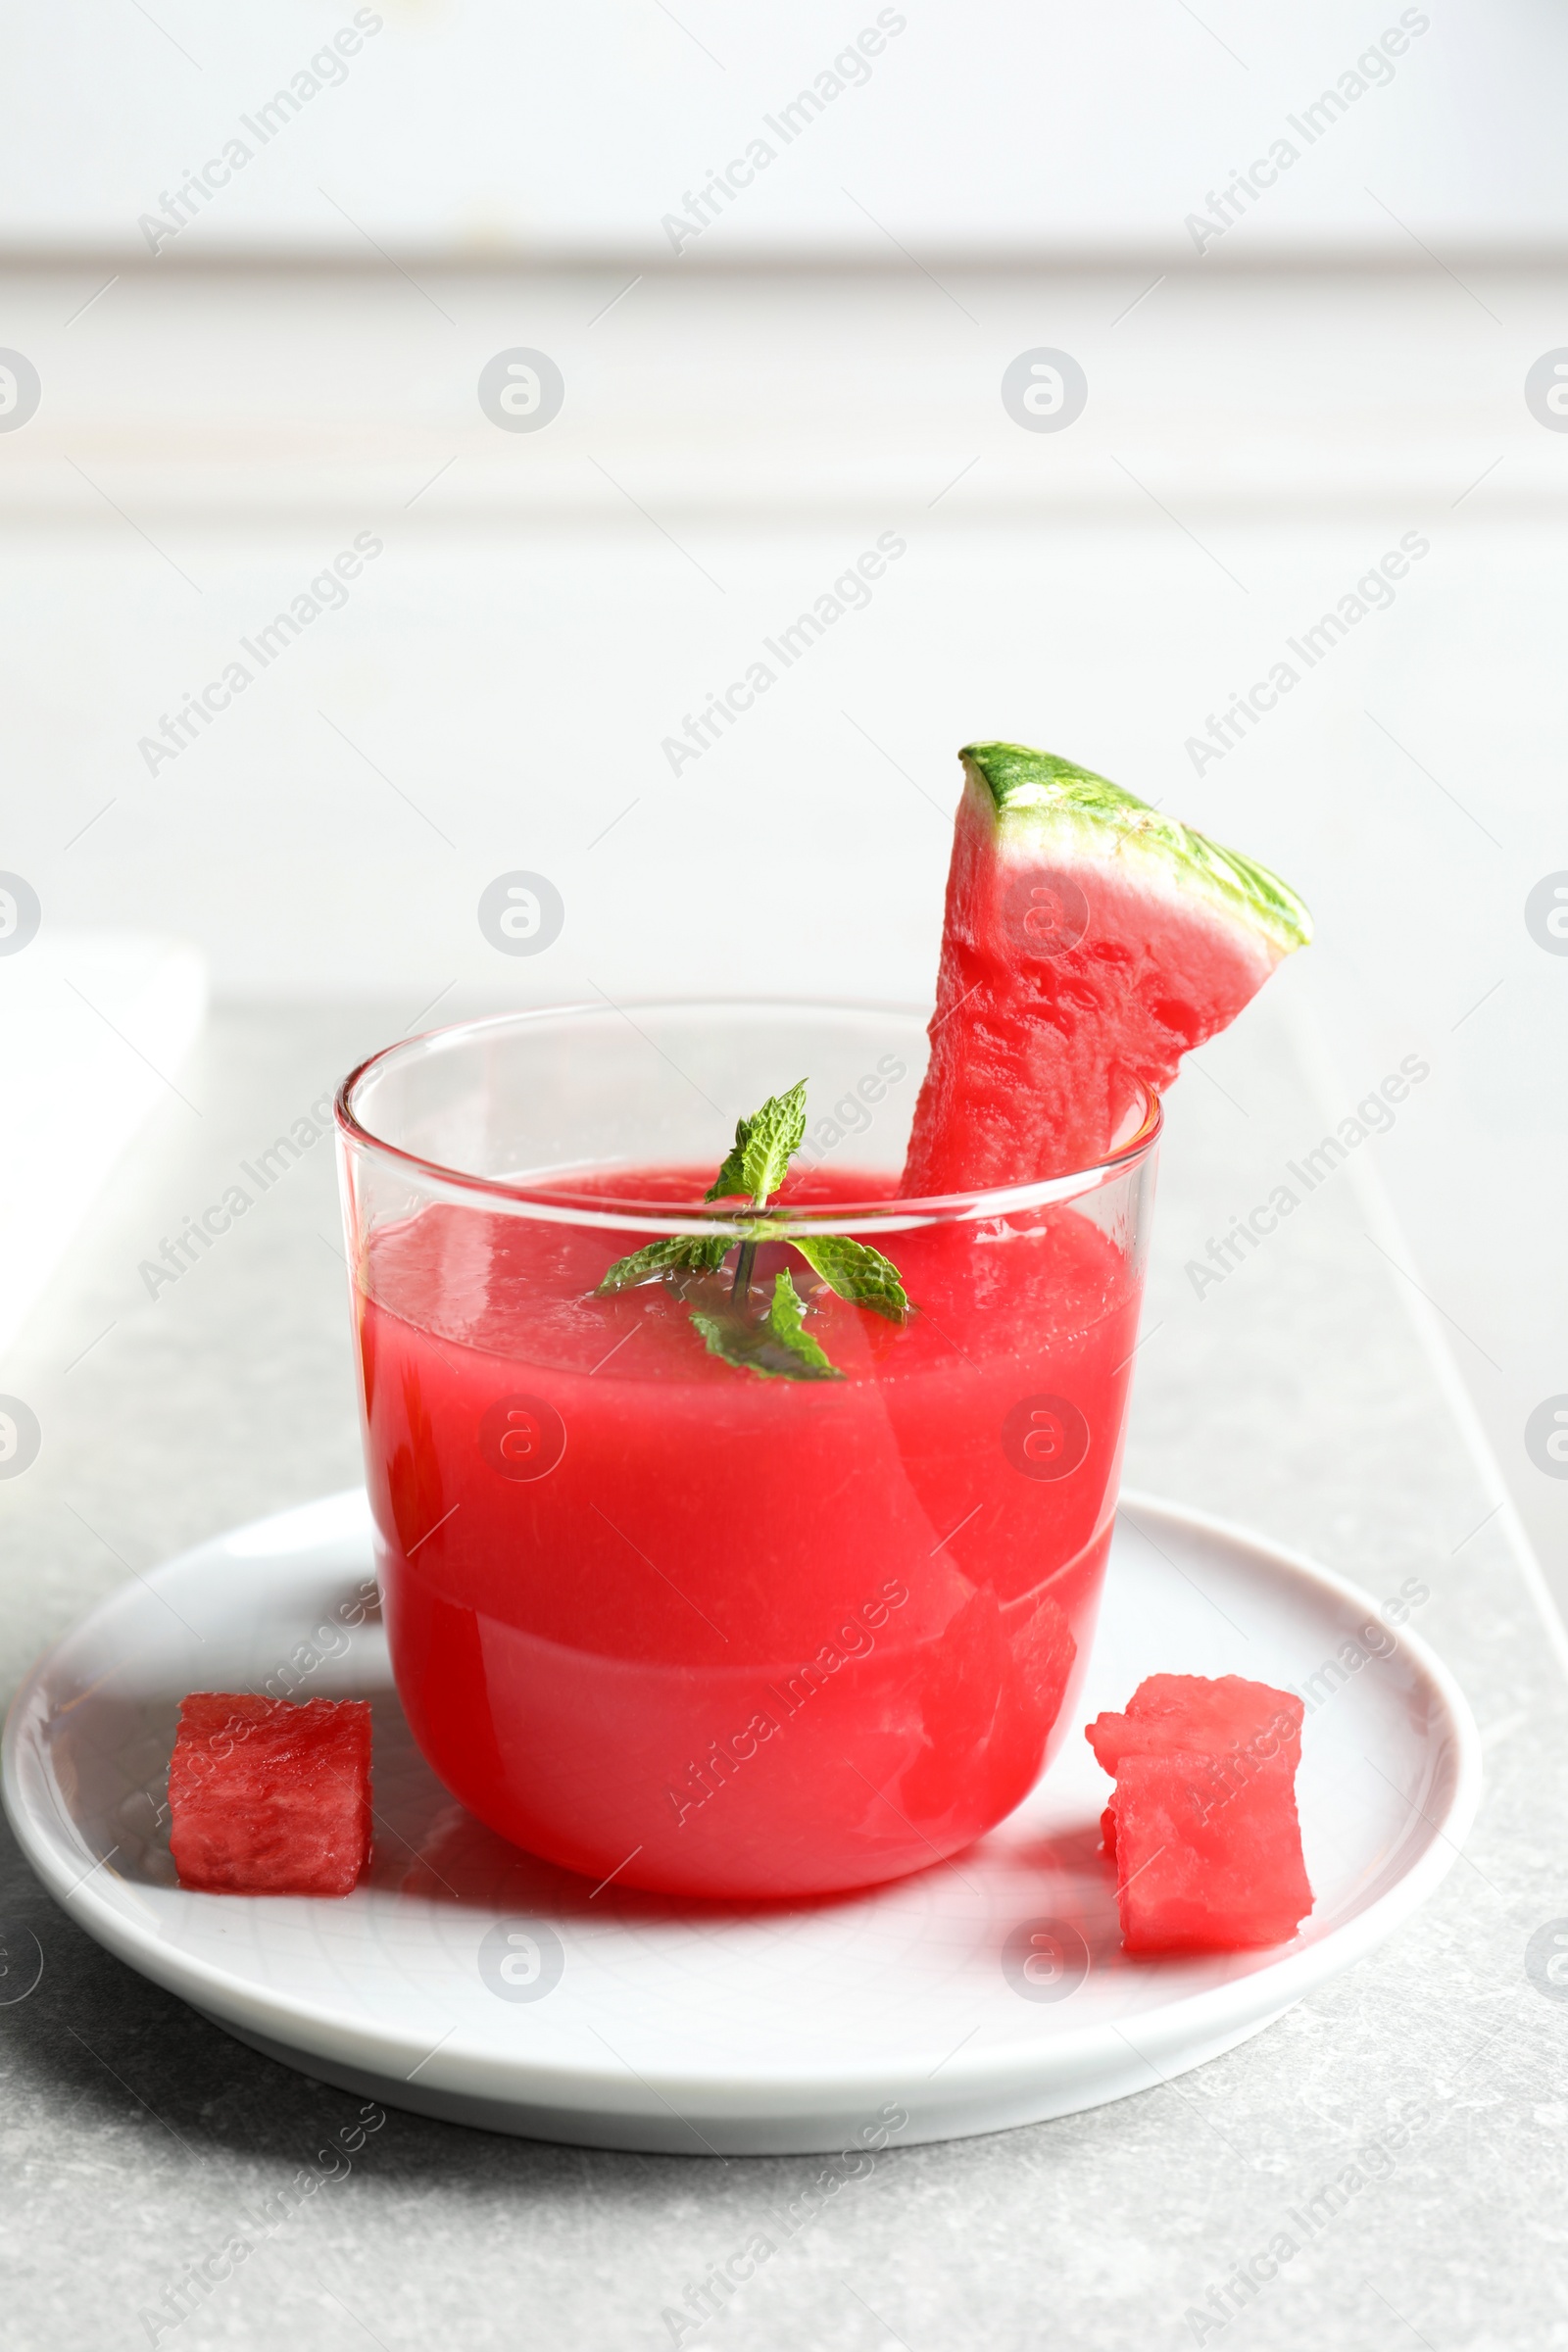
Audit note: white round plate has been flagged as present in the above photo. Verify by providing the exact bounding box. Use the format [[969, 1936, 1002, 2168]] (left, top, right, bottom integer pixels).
[[3, 1490, 1478, 2155]]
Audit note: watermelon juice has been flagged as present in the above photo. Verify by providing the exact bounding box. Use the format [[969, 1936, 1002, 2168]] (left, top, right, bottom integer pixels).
[[337, 1006, 1159, 1900]]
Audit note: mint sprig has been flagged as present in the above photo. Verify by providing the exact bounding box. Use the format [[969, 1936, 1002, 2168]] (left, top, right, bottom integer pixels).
[[593, 1081, 910, 1379]]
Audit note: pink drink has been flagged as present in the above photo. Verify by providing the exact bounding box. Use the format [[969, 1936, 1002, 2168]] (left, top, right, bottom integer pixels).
[[353, 1154, 1150, 1899]]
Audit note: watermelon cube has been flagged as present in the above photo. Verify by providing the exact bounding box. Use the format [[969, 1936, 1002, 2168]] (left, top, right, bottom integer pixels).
[[1110, 1749, 1312, 1952], [1087, 1672, 1302, 1779], [169, 1693, 372, 1896], [1085, 1674, 1310, 1952]]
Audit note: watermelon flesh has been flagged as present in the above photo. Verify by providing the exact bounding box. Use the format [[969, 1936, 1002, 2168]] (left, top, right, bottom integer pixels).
[[1107, 1749, 1311, 1954], [1085, 1674, 1311, 1952], [1088, 1670, 1304, 1861], [903, 743, 1312, 1192], [169, 1693, 372, 1896], [1087, 1671, 1304, 1779]]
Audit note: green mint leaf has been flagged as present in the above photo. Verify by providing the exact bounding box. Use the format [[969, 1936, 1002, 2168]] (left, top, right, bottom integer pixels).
[[790, 1234, 909, 1325], [706, 1080, 808, 1205], [741, 1079, 808, 1203], [690, 1270, 843, 1382], [595, 1235, 729, 1295], [762, 1266, 838, 1370], [706, 1116, 753, 1202]]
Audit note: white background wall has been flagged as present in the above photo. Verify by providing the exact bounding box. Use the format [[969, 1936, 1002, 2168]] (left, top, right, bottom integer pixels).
[[4, 0, 1567, 257], [3, 3, 1567, 1602]]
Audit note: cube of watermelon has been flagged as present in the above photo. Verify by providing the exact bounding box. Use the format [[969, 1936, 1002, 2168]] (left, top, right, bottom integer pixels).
[[1086, 1672, 1302, 1779], [1085, 1673, 1310, 1951], [169, 1693, 372, 1896], [1110, 1747, 1312, 1952]]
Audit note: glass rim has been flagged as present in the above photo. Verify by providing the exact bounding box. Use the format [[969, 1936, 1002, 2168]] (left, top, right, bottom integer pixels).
[[334, 998, 1163, 1236]]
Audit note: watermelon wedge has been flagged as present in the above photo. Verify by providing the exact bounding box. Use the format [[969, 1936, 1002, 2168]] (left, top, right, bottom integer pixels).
[[902, 742, 1312, 1192]]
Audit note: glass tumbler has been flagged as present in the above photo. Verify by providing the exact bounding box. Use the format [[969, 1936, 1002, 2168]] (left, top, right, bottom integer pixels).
[[335, 1002, 1159, 1899]]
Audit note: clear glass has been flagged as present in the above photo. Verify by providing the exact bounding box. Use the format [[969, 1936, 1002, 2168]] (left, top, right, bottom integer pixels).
[[335, 1001, 1160, 1900]]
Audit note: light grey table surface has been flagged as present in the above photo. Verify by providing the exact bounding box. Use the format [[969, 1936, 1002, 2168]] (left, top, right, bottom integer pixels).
[[1, 998, 1563, 2352]]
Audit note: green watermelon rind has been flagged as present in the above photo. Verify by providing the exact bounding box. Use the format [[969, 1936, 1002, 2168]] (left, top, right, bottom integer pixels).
[[960, 741, 1313, 961]]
